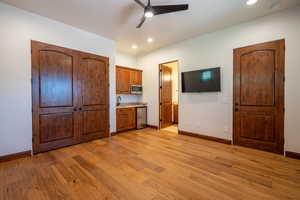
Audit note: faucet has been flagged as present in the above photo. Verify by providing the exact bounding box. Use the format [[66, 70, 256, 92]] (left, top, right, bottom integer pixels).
[[117, 96, 122, 106]]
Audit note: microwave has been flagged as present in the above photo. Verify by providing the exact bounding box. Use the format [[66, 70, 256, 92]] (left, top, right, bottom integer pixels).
[[131, 85, 143, 95]]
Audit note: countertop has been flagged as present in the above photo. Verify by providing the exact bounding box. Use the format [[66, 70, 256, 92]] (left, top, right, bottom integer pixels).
[[116, 103, 147, 109]]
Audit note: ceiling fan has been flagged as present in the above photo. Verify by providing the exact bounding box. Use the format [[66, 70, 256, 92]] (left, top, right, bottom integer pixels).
[[134, 0, 189, 28]]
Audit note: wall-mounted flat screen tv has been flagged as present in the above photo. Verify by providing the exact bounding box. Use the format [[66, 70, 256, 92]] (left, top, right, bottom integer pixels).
[[182, 67, 221, 93]]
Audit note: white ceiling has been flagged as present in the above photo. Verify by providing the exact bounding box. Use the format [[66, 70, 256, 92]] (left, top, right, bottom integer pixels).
[[1, 0, 299, 56]]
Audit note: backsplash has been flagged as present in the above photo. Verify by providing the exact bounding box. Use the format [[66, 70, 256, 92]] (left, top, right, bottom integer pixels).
[[117, 95, 142, 104]]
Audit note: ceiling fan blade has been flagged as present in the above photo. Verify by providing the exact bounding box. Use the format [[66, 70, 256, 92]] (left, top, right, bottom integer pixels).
[[152, 4, 189, 15], [134, 0, 146, 8], [136, 16, 146, 28]]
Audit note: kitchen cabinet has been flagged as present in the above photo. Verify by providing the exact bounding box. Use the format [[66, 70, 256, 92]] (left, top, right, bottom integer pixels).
[[116, 67, 130, 94], [116, 107, 136, 132], [116, 66, 142, 94], [130, 70, 142, 85]]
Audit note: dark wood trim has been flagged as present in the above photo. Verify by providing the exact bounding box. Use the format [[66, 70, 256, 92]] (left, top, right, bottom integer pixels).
[[147, 125, 159, 130], [116, 65, 143, 72], [106, 50, 110, 139], [159, 60, 179, 66], [286, 151, 300, 160], [179, 130, 232, 145], [0, 151, 32, 163]]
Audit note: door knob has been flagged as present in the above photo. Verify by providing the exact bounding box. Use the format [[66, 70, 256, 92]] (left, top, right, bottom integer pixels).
[[73, 107, 78, 111], [235, 108, 239, 112]]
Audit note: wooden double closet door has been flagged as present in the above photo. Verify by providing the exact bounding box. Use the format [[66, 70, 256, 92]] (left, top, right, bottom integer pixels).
[[31, 41, 109, 154], [233, 39, 285, 154]]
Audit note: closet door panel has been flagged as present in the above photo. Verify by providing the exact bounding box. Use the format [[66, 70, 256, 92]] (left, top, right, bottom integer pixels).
[[39, 51, 73, 107], [81, 58, 106, 105], [83, 110, 106, 135], [32, 41, 80, 154], [79, 53, 109, 142], [39, 113, 74, 143]]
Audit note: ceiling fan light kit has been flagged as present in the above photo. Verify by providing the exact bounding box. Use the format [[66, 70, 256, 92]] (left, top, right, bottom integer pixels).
[[247, 0, 258, 6], [134, 0, 189, 28], [145, 10, 154, 18]]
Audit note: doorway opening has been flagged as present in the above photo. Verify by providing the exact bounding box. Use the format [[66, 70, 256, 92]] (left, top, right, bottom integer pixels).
[[159, 60, 179, 134]]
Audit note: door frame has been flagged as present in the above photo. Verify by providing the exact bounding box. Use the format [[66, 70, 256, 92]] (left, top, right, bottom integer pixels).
[[158, 60, 180, 129], [232, 39, 285, 154]]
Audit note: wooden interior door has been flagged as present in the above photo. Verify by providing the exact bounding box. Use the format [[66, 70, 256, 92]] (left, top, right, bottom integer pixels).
[[173, 104, 178, 124], [233, 39, 285, 154], [79, 52, 109, 142], [160, 65, 173, 128], [31, 41, 80, 153], [32, 41, 109, 154]]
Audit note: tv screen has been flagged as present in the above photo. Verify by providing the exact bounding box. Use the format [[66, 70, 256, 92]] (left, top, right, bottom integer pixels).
[[182, 67, 221, 93]]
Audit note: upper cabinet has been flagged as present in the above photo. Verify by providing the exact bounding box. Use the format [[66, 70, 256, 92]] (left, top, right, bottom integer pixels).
[[130, 70, 142, 85], [116, 66, 142, 94], [116, 67, 131, 94]]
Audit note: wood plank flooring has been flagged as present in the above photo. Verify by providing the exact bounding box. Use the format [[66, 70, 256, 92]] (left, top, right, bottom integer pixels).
[[161, 124, 178, 134], [1, 128, 300, 200]]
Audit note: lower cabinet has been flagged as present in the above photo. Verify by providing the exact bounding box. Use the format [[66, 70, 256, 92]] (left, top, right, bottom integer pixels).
[[116, 107, 136, 132]]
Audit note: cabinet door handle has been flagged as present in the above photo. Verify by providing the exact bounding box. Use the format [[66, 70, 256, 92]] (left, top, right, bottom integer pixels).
[[73, 107, 78, 111]]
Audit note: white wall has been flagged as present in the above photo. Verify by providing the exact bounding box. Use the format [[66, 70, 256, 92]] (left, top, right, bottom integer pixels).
[[116, 51, 137, 67], [137, 6, 300, 153], [0, 2, 116, 156], [115, 52, 143, 103]]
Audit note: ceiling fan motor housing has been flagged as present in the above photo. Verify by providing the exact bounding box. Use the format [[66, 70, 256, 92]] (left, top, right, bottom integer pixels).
[[134, 0, 189, 28]]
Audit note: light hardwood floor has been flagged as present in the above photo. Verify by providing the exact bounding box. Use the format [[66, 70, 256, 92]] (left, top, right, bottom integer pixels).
[[161, 124, 178, 134], [1, 128, 300, 200]]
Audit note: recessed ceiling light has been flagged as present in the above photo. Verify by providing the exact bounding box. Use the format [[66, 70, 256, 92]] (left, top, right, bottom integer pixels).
[[147, 38, 153, 43], [132, 45, 138, 49], [246, 0, 258, 6]]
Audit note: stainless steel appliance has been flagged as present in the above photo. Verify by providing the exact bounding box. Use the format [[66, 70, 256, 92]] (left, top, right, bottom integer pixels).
[[136, 106, 147, 129], [131, 85, 143, 95]]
